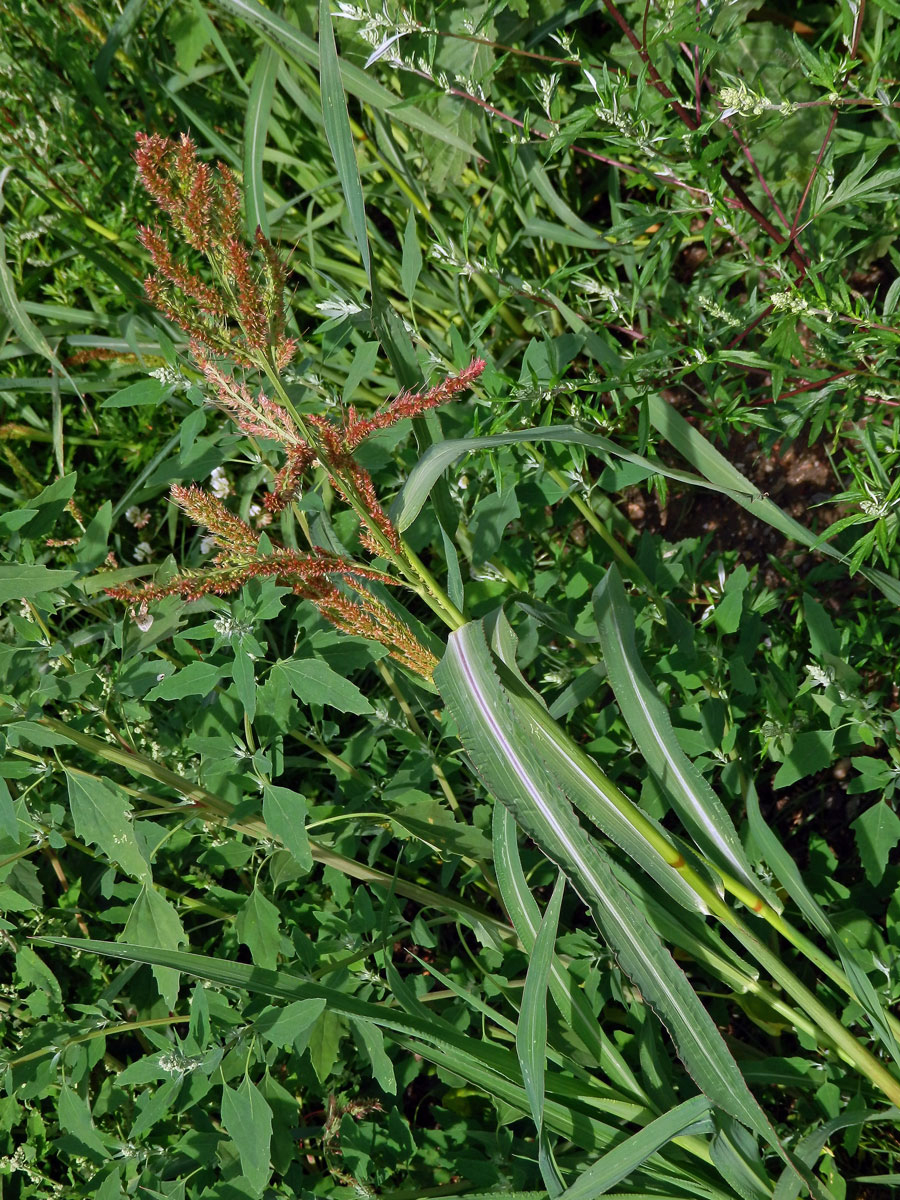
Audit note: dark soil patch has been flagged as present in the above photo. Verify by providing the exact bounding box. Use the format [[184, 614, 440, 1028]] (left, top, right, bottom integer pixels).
[[620, 428, 842, 591]]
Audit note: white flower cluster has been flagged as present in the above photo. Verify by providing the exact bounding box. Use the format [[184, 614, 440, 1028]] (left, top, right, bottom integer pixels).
[[430, 242, 483, 279], [209, 465, 231, 499], [718, 81, 771, 118], [158, 1049, 201, 1078], [698, 294, 741, 327], [125, 505, 151, 529], [213, 613, 256, 639], [770, 291, 810, 314], [150, 365, 190, 391], [316, 298, 363, 319]]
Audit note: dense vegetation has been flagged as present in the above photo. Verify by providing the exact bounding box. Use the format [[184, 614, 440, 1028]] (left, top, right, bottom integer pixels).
[[2, 1, 900, 1197]]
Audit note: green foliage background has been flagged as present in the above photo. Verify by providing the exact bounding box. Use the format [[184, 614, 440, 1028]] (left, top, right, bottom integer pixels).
[[2, 1, 900, 1197]]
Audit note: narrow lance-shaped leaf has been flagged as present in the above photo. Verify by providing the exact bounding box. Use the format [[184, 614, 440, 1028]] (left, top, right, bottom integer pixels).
[[210, 0, 476, 154], [35, 938, 621, 1154], [646, 393, 900, 608], [517, 872, 566, 1197], [484, 609, 711, 918], [746, 780, 900, 1071], [434, 621, 777, 1144], [498, 662, 712, 916], [391, 424, 751, 532], [319, 0, 370, 281], [493, 803, 648, 1102], [243, 43, 279, 239], [0, 229, 84, 401], [560, 1093, 712, 1200], [593, 567, 779, 912]]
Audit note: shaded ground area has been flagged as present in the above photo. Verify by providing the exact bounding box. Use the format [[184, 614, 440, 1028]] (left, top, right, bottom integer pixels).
[[622, 429, 838, 591]]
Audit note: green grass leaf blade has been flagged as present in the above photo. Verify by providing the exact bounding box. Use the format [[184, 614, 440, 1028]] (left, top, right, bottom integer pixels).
[[434, 622, 776, 1144], [493, 804, 648, 1100], [211, 0, 475, 154], [35, 937, 618, 1152], [243, 43, 279, 239], [517, 872, 566, 1196], [746, 782, 900, 1070], [496, 664, 712, 916], [391, 424, 749, 533], [0, 229, 65, 369], [646, 394, 900, 606], [593, 566, 778, 912], [560, 1094, 712, 1200], [94, 0, 148, 88]]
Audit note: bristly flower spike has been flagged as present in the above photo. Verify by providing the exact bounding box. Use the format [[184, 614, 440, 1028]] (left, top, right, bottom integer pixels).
[[134, 132, 297, 371], [343, 358, 486, 451]]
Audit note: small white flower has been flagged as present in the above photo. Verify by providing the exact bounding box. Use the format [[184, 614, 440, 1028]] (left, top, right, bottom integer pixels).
[[133, 541, 153, 563], [770, 290, 810, 314], [150, 365, 189, 391], [209, 465, 231, 498], [125, 506, 152, 529], [718, 81, 770, 118], [316, 298, 363, 319]]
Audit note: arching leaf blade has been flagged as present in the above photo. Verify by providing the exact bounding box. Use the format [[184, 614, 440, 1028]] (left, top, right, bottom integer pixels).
[[435, 623, 777, 1144], [593, 566, 780, 911]]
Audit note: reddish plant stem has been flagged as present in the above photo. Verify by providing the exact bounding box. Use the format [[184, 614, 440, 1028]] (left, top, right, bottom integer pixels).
[[600, 0, 698, 128], [436, 29, 581, 67], [788, 108, 838, 247], [641, 0, 652, 56], [693, 0, 702, 125], [726, 304, 773, 350], [862, 395, 900, 408], [442, 82, 638, 173], [680, 43, 794, 236], [788, 0, 866, 251], [600, 0, 808, 272], [776, 370, 856, 400]]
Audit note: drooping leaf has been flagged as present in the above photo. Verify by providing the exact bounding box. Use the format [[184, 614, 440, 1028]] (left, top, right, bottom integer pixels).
[[853, 801, 900, 886], [435, 621, 777, 1143], [352, 1018, 397, 1094], [262, 784, 312, 872], [517, 872, 566, 1196], [120, 885, 186, 1008], [210, 0, 475, 154], [66, 771, 150, 883], [391, 424, 748, 532], [593, 567, 778, 910], [58, 1084, 111, 1159], [560, 1094, 712, 1200], [244, 43, 279, 239], [318, 0, 370, 282], [235, 886, 282, 969]]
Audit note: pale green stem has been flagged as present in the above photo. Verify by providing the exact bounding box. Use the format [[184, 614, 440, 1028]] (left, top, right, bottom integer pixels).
[[260, 358, 464, 629], [523, 441, 651, 587], [7, 1015, 189, 1070], [497, 669, 900, 1106]]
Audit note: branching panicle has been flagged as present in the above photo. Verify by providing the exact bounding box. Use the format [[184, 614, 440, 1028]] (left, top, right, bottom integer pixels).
[[128, 132, 487, 674], [134, 132, 296, 369]]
